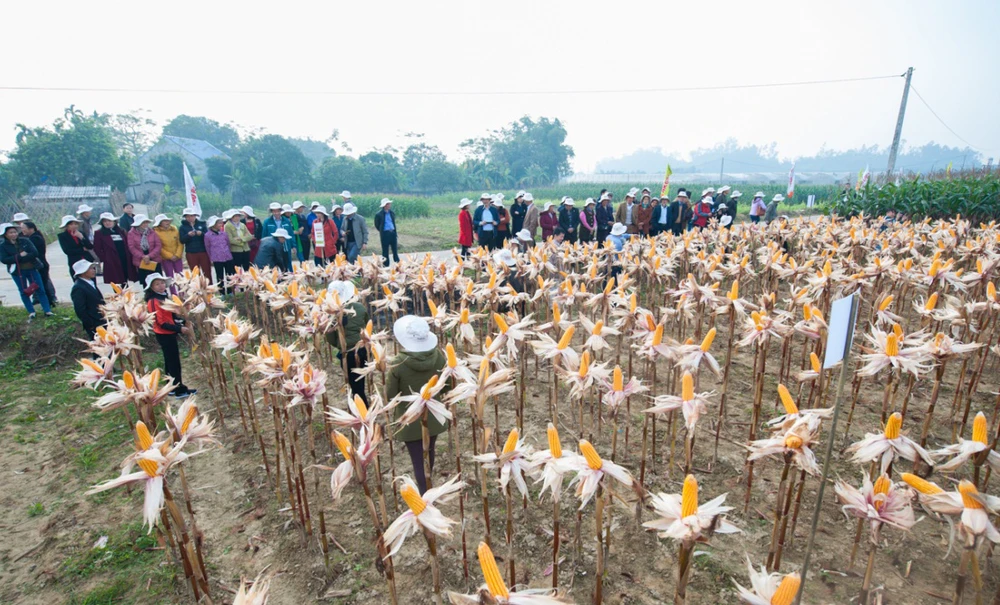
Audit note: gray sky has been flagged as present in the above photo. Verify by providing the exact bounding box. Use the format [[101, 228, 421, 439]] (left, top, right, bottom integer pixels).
[[3, 0, 998, 172]]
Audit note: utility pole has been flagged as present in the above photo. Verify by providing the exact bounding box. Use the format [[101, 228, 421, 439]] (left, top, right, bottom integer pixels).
[[719, 158, 724, 183], [885, 67, 914, 178]]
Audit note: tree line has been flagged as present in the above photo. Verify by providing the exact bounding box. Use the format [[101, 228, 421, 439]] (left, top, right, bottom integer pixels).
[[0, 108, 574, 203]]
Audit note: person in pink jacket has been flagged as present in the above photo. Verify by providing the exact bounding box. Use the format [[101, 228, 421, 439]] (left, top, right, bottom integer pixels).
[[126, 214, 162, 286], [578, 198, 598, 243]]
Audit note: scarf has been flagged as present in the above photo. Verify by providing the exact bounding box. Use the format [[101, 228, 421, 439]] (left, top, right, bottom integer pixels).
[[140, 228, 150, 253]]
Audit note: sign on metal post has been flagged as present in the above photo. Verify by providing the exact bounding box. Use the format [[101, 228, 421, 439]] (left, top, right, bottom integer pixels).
[[795, 293, 859, 604]]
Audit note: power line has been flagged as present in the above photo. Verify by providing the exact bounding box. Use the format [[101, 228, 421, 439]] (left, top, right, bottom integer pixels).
[[0, 74, 902, 98], [909, 85, 993, 154]]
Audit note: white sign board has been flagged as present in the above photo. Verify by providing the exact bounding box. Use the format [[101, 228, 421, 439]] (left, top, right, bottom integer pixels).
[[823, 293, 858, 369], [807, 194, 816, 208]]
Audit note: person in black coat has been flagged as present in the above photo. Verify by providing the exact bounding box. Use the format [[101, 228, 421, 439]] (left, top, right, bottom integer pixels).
[[557, 199, 579, 243], [20, 221, 58, 305], [2, 223, 54, 319], [510, 192, 527, 234], [57, 215, 95, 278], [372, 198, 400, 267], [70, 260, 106, 341]]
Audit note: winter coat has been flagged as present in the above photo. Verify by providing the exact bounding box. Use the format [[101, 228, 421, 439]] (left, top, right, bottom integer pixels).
[[579, 209, 597, 234], [1, 236, 41, 273], [387, 348, 448, 442], [373, 209, 397, 234], [27, 232, 49, 270], [58, 229, 95, 268], [178, 220, 208, 254], [340, 214, 368, 247], [558, 205, 579, 234], [118, 213, 135, 233], [596, 203, 615, 233], [635, 204, 654, 235], [310, 217, 339, 259], [510, 201, 527, 233], [764, 201, 779, 223], [93, 226, 130, 284], [262, 215, 297, 255], [71, 277, 106, 333], [539, 211, 559, 240], [155, 225, 183, 260], [225, 220, 253, 253], [472, 205, 498, 239], [496, 207, 510, 234], [204, 228, 233, 263], [522, 203, 540, 239], [324, 301, 369, 351], [147, 291, 182, 336], [614, 202, 639, 233], [254, 236, 287, 269], [692, 201, 713, 228], [669, 201, 692, 229], [127, 228, 163, 267], [458, 209, 474, 247]]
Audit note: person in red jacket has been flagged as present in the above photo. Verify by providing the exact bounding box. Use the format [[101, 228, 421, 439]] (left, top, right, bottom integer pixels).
[[457, 198, 474, 257], [309, 205, 339, 266], [145, 273, 196, 398], [539, 202, 559, 241]]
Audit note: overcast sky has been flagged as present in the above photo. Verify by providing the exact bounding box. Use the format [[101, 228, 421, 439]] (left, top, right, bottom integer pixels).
[[3, 1, 998, 172]]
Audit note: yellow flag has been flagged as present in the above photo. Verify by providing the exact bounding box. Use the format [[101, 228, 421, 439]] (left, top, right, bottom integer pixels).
[[660, 164, 673, 197]]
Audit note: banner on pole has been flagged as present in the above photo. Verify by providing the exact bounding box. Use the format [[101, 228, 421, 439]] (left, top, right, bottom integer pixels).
[[786, 163, 796, 198], [660, 164, 673, 198], [183, 162, 201, 214]]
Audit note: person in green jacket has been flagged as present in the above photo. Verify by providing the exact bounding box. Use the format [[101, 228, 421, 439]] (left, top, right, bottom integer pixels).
[[387, 314, 446, 494], [324, 281, 371, 403]]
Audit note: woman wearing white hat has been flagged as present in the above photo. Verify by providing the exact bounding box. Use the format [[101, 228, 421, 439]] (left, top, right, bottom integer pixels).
[[324, 281, 370, 402], [330, 204, 345, 256], [387, 315, 446, 494], [558, 197, 579, 243], [225, 209, 253, 270], [579, 198, 598, 243], [262, 203, 296, 270], [70, 259, 105, 338], [457, 199, 474, 257], [126, 214, 162, 286], [205, 215, 235, 294], [145, 273, 196, 399], [1, 222, 53, 319], [180, 208, 212, 280], [240, 206, 263, 263], [57, 214, 96, 279], [540, 201, 558, 241], [749, 192, 767, 224], [340, 203, 367, 263], [154, 214, 184, 281], [513, 228, 534, 253], [310, 205, 339, 266], [77, 204, 95, 242], [93, 212, 130, 286], [764, 194, 783, 223]]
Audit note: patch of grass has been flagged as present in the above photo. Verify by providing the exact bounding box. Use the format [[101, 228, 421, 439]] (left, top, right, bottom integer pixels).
[[73, 444, 102, 472], [27, 501, 46, 517], [68, 577, 132, 604], [62, 523, 161, 579]]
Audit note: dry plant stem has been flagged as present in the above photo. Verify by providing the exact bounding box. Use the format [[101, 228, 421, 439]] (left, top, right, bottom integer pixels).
[[919, 364, 947, 447], [859, 526, 880, 605], [594, 485, 605, 605], [421, 410, 434, 491], [425, 530, 443, 605], [744, 340, 769, 513], [714, 309, 737, 463], [954, 539, 975, 605], [766, 455, 792, 571], [786, 469, 808, 548], [675, 541, 693, 605], [358, 471, 398, 605], [552, 497, 561, 589], [505, 484, 516, 588], [773, 466, 799, 570]]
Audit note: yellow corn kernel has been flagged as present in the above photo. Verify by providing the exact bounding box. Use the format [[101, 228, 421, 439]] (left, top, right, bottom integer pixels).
[[80, 358, 104, 374], [784, 433, 803, 450], [382, 284, 392, 297], [592, 320, 604, 336], [303, 366, 312, 384], [487, 272, 497, 289], [892, 323, 903, 339], [751, 311, 763, 330], [728, 281, 739, 301], [460, 308, 469, 324], [682, 372, 694, 401], [885, 333, 899, 357], [502, 428, 519, 454], [803, 304, 813, 321], [136, 421, 154, 450], [137, 458, 159, 478], [629, 293, 637, 313], [879, 295, 894, 312], [777, 384, 798, 415], [822, 260, 832, 277], [553, 303, 562, 324], [884, 413, 902, 440], [494, 313, 509, 334], [901, 473, 944, 495], [579, 440, 603, 470], [604, 278, 615, 295], [770, 573, 801, 605], [810, 352, 821, 373], [427, 299, 439, 317], [332, 431, 352, 460], [466, 282, 474, 296], [400, 483, 426, 515], [925, 293, 939, 311], [873, 474, 891, 496], [928, 259, 941, 277], [446, 344, 458, 369], [148, 369, 160, 389], [547, 423, 562, 458], [477, 541, 510, 599], [537, 276, 545, 289], [578, 351, 591, 378], [271, 342, 281, 359], [989, 282, 997, 301], [557, 325, 575, 350], [652, 323, 664, 346], [420, 375, 440, 400], [681, 474, 698, 518], [700, 328, 716, 352], [180, 405, 197, 434], [959, 481, 984, 509], [973, 412, 988, 444], [281, 349, 292, 373], [613, 366, 624, 391]]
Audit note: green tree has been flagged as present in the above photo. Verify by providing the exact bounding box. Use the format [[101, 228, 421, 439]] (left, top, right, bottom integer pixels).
[[461, 116, 574, 186], [151, 152, 189, 190], [359, 150, 404, 192], [162, 115, 240, 153], [314, 156, 371, 192], [402, 143, 447, 184], [101, 109, 158, 160], [288, 137, 336, 167], [231, 135, 312, 194], [416, 159, 463, 192], [8, 106, 133, 191], [204, 156, 232, 192]]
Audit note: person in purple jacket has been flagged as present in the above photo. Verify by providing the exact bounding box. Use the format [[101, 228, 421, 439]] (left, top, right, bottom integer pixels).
[[204, 215, 234, 295]]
